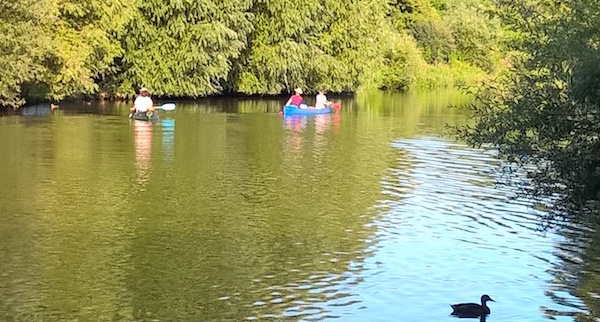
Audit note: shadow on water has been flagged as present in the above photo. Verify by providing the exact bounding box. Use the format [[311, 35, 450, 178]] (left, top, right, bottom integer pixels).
[[540, 225, 600, 321]]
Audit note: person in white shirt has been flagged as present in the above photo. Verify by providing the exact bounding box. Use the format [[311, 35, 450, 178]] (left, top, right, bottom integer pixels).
[[314, 88, 333, 109], [130, 87, 154, 114]]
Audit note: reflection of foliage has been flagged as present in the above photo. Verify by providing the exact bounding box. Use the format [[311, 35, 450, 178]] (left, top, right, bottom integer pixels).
[[574, 226, 600, 321], [0, 92, 475, 320], [541, 226, 600, 321], [457, 0, 600, 225]]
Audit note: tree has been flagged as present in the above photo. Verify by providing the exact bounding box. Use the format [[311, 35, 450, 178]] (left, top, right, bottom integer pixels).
[[0, 0, 136, 107], [442, 0, 501, 71], [50, 0, 137, 100], [1, 0, 510, 105], [114, 0, 254, 98], [230, 0, 410, 95], [458, 0, 600, 223], [409, 19, 455, 64], [0, 0, 53, 107]]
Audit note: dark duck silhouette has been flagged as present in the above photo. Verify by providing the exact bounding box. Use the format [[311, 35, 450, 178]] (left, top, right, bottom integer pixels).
[[450, 294, 494, 318]]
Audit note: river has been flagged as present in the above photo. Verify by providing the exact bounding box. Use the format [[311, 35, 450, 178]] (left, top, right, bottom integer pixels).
[[0, 91, 598, 321]]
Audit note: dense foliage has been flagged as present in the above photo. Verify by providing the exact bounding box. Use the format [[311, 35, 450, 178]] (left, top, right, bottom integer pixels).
[[0, 0, 136, 107], [115, 0, 254, 98], [1, 0, 504, 107], [459, 0, 600, 224], [0, 0, 51, 108], [230, 0, 393, 94]]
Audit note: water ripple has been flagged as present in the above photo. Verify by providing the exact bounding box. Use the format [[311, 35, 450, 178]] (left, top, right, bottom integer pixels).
[[335, 137, 595, 321], [2, 107, 598, 322]]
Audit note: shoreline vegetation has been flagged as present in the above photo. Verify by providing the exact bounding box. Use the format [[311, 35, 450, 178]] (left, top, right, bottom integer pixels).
[[457, 0, 600, 226], [1, 0, 505, 109]]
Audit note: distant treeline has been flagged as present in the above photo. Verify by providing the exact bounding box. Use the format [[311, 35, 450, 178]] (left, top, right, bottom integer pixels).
[[0, 0, 504, 107]]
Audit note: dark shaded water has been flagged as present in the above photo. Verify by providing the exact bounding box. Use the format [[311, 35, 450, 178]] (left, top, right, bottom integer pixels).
[[0, 91, 598, 321]]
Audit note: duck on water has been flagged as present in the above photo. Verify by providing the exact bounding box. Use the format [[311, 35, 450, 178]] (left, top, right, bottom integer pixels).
[[450, 294, 494, 318]]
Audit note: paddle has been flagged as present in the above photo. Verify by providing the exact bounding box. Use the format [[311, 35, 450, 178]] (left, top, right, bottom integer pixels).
[[129, 103, 176, 118], [158, 103, 176, 111]]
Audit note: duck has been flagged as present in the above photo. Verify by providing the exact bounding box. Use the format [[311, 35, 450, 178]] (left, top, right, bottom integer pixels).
[[450, 294, 494, 317], [50, 103, 59, 110]]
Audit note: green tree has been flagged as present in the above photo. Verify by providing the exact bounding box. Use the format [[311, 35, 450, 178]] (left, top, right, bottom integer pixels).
[[387, 0, 441, 30], [114, 0, 254, 98], [1, 0, 510, 105], [0, 0, 135, 108], [230, 0, 410, 95], [409, 19, 455, 64], [50, 0, 136, 100], [373, 32, 424, 90], [458, 0, 600, 222], [0, 0, 53, 108], [442, 0, 501, 71]]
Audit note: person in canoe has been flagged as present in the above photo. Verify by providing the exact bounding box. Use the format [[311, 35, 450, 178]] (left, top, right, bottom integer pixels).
[[130, 87, 154, 116], [315, 88, 333, 109], [285, 88, 304, 108]]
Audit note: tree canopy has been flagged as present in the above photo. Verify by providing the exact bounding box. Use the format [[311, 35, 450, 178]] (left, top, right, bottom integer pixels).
[[114, 0, 254, 98], [0, 0, 136, 107]]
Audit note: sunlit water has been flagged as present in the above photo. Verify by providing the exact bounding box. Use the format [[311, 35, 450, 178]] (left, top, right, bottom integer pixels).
[[0, 91, 598, 321]]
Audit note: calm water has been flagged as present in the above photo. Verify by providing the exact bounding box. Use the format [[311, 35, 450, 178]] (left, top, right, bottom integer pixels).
[[0, 91, 598, 321]]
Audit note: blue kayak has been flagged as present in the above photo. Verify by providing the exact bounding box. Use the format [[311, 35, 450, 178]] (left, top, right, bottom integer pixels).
[[282, 105, 333, 116]]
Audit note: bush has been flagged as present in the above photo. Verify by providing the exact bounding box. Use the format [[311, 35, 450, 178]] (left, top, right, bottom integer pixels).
[[415, 59, 488, 89], [410, 19, 455, 64], [374, 33, 425, 90], [442, 0, 501, 72]]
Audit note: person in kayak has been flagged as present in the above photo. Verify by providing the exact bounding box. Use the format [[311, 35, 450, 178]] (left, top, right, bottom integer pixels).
[[285, 88, 304, 108], [315, 88, 333, 109], [130, 87, 154, 115]]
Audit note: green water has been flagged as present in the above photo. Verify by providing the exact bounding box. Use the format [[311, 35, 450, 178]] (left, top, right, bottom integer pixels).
[[1, 91, 597, 321]]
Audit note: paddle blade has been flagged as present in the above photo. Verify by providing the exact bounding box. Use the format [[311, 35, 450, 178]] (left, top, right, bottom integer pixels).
[[159, 103, 176, 111], [333, 102, 341, 111]]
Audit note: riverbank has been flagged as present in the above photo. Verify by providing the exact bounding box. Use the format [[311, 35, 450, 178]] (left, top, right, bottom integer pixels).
[[5, 62, 489, 112]]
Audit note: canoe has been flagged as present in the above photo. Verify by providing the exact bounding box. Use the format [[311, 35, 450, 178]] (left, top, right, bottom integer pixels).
[[282, 105, 333, 116], [130, 111, 159, 121]]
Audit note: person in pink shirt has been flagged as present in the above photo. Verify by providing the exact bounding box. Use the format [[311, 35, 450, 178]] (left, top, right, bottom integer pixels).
[[285, 88, 304, 107]]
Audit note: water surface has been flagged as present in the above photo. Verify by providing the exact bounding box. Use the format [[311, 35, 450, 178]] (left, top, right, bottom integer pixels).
[[0, 91, 598, 321]]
